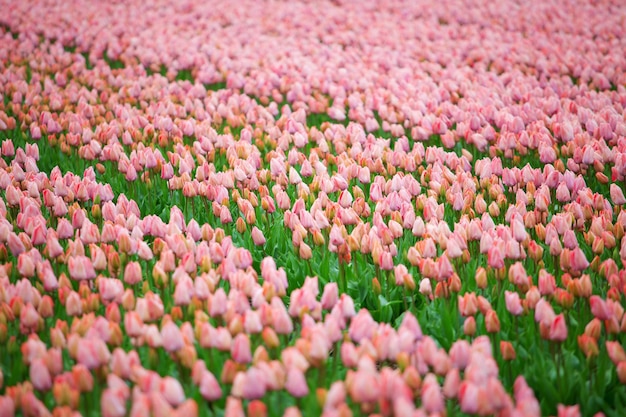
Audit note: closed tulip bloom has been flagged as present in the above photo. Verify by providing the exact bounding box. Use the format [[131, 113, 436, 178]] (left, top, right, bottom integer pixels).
[[149, 392, 173, 417], [160, 377, 185, 407], [102, 388, 127, 417], [590, 296, 612, 321], [124, 311, 144, 338], [348, 370, 379, 404], [500, 341, 516, 360], [298, 242, 312, 262], [285, 367, 309, 398], [348, 309, 377, 343], [68, 256, 96, 281], [505, 291, 523, 316], [321, 283, 339, 310], [421, 374, 444, 413], [443, 368, 461, 398], [487, 246, 504, 269], [199, 370, 222, 401], [508, 262, 527, 287], [569, 248, 589, 271], [66, 291, 83, 317], [485, 310, 500, 333], [124, 262, 143, 285], [20, 303, 40, 332], [161, 321, 184, 353], [577, 335, 599, 358], [30, 358, 52, 391], [549, 314, 568, 342], [232, 367, 266, 400], [610, 184, 626, 205], [463, 316, 476, 337], [458, 293, 478, 317], [231, 333, 252, 364], [538, 271, 556, 295], [606, 341, 626, 365], [419, 278, 432, 296], [251, 227, 266, 245]]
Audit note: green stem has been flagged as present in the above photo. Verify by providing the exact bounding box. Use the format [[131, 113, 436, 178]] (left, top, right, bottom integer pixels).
[[339, 260, 347, 294]]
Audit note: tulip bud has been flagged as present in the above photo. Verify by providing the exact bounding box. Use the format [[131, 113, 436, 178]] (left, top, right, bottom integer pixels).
[[577, 335, 599, 358], [463, 317, 476, 337], [38, 296, 54, 318], [262, 327, 280, 349], [220, 359, 242, 384], [500, 341, 516, 360], [236, 217, 246, 234], [171, 306, 183, 322], [178, 344, 198, 369], [475, 267, 487, 289], [485, 310, 501, 333], [403, 274, 416, 291], [403, 366, 422, 392], [372, 278, 382, 295], [448, 273, 461, 293], [248, 400, 268, 417]]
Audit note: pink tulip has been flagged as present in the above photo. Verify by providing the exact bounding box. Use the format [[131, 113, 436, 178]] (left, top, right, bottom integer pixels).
[[7, 232, 26, 256], [610, 184, 626, 205], [0, 397, 15, 417], [487, 246, 504, 269], [251, 226, 266, 245], [569, 248, 589, 271], [160, 377, 185, 407], [129, 394, 151, 417], [549, 314, 568, 342], [161, 321, 184, 353], [348, 370, 379, 403], [538, 271, 556, 295], [66, 291, 83, 316], [443, 368, 461, 398], [320, 283, 339, 310], [348, 309, 377, 343], [285, 368, 309, 398], [590, 296, 612, 321], [505, 291, 523, 316], [606, 341, 626, 365], [124, 262, 143, 285], [77, 337, 110, 370], [224, 397, 245, 417], [232, 367, 266, 400], [231, 333, 252, 364], [30, 358, 52, 391], [68, 255, 96, 281], [421, 374, 444, 413], [557, 404, 581, 417], [20, 303, 40, 332], [199, 370, 222, 401]]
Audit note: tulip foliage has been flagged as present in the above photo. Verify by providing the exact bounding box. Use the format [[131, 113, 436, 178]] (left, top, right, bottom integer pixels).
[[1, 0, 626, 416]]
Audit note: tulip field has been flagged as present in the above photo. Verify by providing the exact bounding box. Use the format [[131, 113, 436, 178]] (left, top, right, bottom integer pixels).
[[2, 0, 626, 416]]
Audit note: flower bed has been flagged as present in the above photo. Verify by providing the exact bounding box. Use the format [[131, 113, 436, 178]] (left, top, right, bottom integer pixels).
[[1, 0, 626, 416]]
